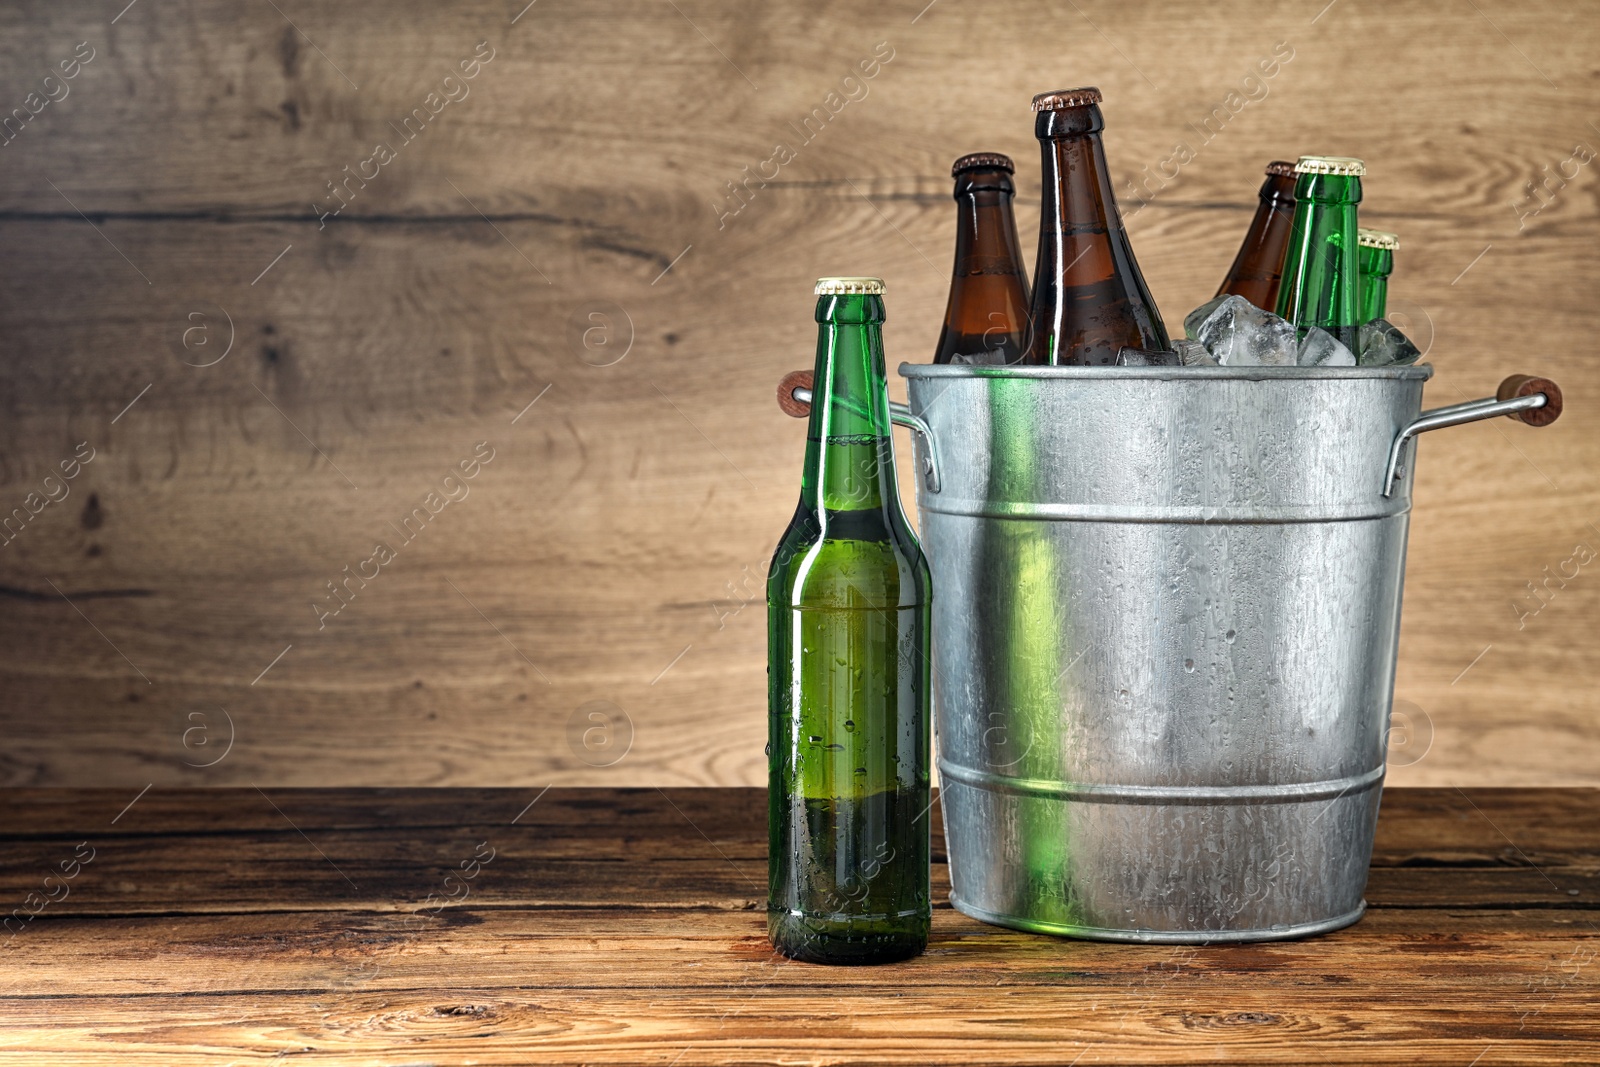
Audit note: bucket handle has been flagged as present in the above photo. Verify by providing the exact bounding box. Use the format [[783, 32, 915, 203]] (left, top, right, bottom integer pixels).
[[777, 370, 942, 493], [1383, 374, 1562, 497]]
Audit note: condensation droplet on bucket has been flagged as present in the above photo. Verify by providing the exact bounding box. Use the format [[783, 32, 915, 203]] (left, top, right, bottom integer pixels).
[[1225, 629, 1237, 643], [1184, 659, 1195, 672]]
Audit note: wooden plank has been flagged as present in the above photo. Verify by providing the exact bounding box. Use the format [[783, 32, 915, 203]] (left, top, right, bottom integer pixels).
[[6, 786, 1597, 853], [0, 0, 1592, 219], [1, 838, 1594, 918], [0, 998, 1593, 1066], [0, 787, 771, 840], [5, 906, 1597, 998]]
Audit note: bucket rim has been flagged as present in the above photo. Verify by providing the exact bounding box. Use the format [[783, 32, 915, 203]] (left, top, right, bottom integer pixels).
[[899, 362, 1434, 382]]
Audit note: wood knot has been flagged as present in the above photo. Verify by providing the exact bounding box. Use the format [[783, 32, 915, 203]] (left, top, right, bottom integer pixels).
[[1185, 1010, 1282, 1029], [430, 1004, 492, 1018]]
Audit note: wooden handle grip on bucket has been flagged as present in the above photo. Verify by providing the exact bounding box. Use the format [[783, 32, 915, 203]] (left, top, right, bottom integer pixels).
[[1496, 375, 1562, 427], [777, 370, 813, 418]]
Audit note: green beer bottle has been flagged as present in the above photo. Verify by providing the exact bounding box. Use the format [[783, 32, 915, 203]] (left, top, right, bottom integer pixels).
[[1276, 155, 1365, 350], [767, 277, 932, 965], [1356, 228, 1397, 323]]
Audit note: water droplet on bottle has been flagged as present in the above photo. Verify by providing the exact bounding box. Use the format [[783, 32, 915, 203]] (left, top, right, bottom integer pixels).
[[764, 742, 771, 756], [843, 719, 855, 731], [808, 735, 823, 744], [1184, 659, 1195, 672], [825, 743, 845, 752], [854, 767, 867, 776], [1225, 629, 1237, 643]]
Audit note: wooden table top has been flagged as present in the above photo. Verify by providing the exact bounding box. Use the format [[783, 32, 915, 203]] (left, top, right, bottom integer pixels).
[[0, 787, 1595, 1065]]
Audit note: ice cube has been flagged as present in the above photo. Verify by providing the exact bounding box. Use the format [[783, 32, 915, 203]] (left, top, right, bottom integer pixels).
[[1173, 338, 1217, 366], [1358, 318, 1423, 367], [1184, 296, 1227, 340], [1192, 295, 1297, 366], [1115, 346, 1180, 367], [1297, 327, 1357, 367]]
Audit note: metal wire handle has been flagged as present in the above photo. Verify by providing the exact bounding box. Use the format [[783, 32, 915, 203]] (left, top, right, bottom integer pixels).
[[1382, 374, 1562, 497]]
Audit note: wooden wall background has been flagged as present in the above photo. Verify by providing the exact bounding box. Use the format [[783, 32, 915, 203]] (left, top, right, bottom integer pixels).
[[0, 0, 1594, 787]]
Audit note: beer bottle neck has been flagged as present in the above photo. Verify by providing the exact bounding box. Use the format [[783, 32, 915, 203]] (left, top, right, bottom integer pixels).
[[1216, 172, 1300, 307], [802, 294, 899, 516], [936, 173, 1030, 365], [1258, 171, 1297, 212], [952, 182, 1024, 276], [1037, 111, 1117, 243], [1357, 243, 1393, 323], [1276, 173, 1363, 348]]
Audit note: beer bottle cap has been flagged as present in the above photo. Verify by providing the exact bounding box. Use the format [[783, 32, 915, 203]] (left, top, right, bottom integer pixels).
[[815, 277, 886, 295], [1295, 155, 1366, 176], [1358, 228, 1400, 250], [1265, 160, 1298, 177], [1031, 87, 1103, 111], [952, 152, 1014, 176]]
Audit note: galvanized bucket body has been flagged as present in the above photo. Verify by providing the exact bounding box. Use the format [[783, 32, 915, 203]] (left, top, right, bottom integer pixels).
[[900, 364, 1433, 942]]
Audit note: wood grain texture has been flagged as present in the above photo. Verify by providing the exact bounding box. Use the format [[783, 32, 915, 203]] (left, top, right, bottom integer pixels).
[[0, 787, 1597, 1064], [0, 0, 1596, 785]]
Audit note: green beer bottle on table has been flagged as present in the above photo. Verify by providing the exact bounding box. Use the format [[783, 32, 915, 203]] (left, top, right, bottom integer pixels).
[[767, 277, 932, 965], [1276, 155, 1365, 351], [1356, 228, 1398, 323]]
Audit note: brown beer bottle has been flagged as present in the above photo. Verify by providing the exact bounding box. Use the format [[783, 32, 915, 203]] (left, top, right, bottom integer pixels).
[[1216, 160, 1298, 310], [933, 153, 1032, 365], [1025, 87, 1168, 366]]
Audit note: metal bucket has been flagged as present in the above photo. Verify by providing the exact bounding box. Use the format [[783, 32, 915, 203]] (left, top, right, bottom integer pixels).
[[886, 364, 1559, 943]]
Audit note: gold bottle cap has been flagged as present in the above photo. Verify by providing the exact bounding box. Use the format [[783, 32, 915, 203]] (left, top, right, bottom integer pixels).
[[1294, 155, 1366, 176], [814, 277, 886, 295], [952, 152, 1015, 177], [1031, 87, 1103, 111], [1358, 228, 1399, 250], [1265, 160, 1299, 177]]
